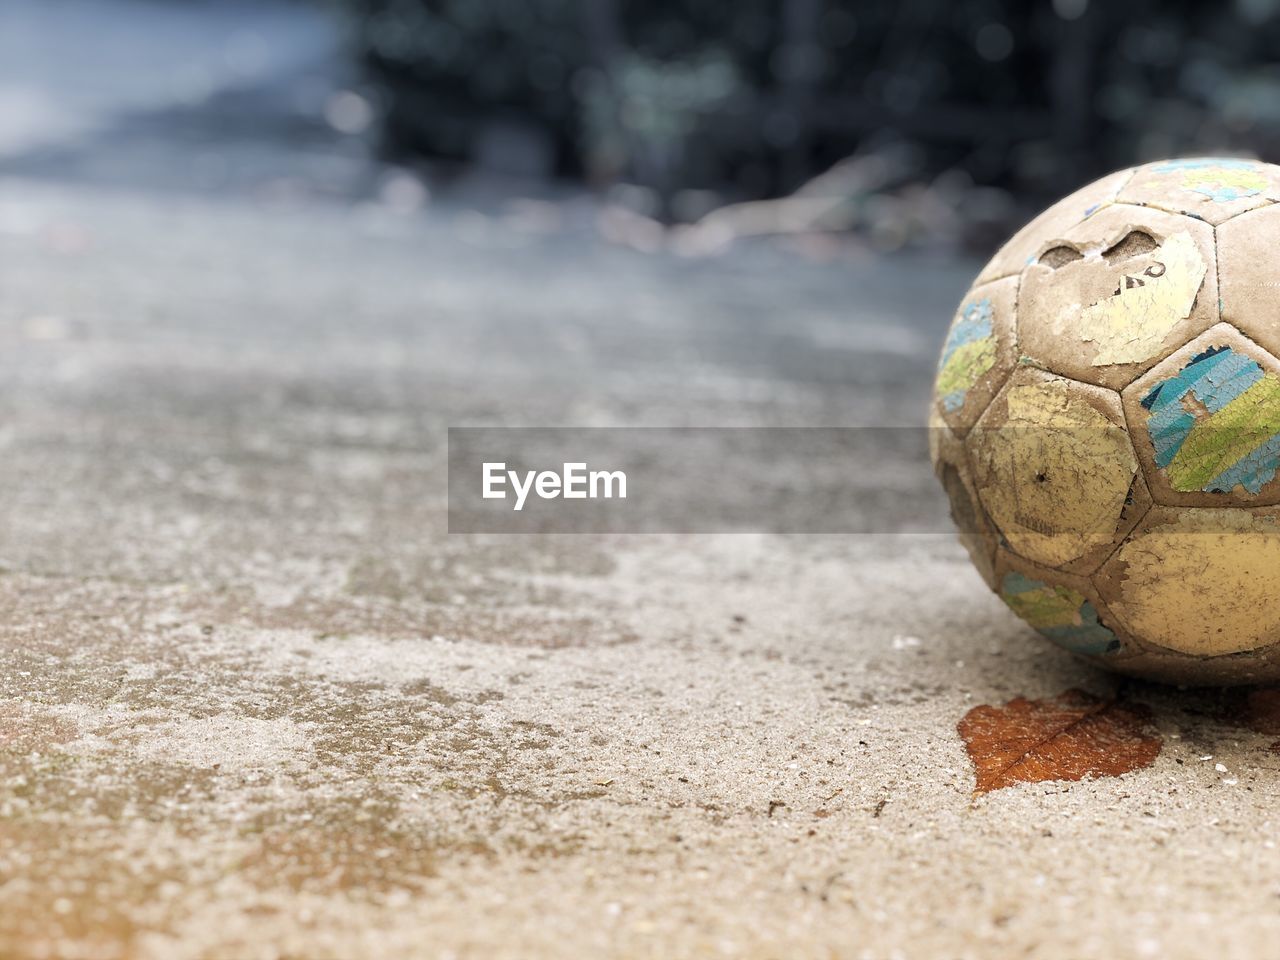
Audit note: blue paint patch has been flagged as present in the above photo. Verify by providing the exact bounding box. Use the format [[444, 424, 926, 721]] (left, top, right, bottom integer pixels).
[[1153, 158, 1257, 171], [1000, 571, 1039, 595], [999, 572, 1121, 657], [1143, 347, 1262, 468], [937, 298, 995, 413], [1141, 345, 1280, 494], [1037, 602, 1119, 656], [1151, 158, 1265, 202], [1206, 431, 1280, 495], [1202, 186, 1255, 202], [938, 299, 994, 364], [1140, 345, 1232, 410]]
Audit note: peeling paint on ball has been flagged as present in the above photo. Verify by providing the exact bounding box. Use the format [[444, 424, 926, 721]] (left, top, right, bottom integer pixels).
[[998, 571, 1120, 657], [936, 297, 996, 413]]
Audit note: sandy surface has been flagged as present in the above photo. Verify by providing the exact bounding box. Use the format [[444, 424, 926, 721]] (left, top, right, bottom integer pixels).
[[0, 174, 1277, 960]]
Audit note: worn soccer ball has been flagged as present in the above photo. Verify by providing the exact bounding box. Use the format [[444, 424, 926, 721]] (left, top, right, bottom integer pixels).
[[932, 157, 1280, 684]]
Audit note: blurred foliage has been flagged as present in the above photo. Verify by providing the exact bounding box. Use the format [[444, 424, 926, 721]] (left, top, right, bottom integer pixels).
[[342, 0, 1280, 220]]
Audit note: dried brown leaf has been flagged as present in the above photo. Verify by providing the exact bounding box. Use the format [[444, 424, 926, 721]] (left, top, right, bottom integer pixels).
[[958, 689, 1161, 795]]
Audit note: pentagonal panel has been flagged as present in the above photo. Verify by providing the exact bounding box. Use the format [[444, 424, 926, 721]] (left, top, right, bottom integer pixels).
[[1095, 506, 1280, 657], [974, 167, 1134, 285], [993, 551, 1129, 659], [1121, 323, 1280, 506], [1116, 157, 1280, 226], [1219, 204, 1280, 360], [931, 405, 999, 588], [933, 275, 1017, 435], [1017, 204, 1218, 391], [967, 368, 1149, 575]]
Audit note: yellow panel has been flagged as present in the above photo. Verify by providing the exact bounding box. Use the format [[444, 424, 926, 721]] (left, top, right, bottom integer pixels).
[[971, 375, 1137, 569], [1106, 509, 1280, 655]]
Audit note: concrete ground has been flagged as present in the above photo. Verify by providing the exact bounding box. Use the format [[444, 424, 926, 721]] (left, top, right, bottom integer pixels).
[[2, 3, 1280, 959]]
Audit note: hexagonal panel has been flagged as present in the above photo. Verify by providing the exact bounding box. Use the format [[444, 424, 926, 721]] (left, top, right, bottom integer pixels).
[[1121, 323, 1280, 506], [1017, 204, 1218, 391], [1095, 506, 1280, 657], [933, 275, 1017, 435], [931, 406, 998, 588], [993, 551, 1130, 659], [1218, 204, 1280, 360], [967, 368, 1150, 575], [1116, 157, 1280, 226], [974, 166, 1134, 285]]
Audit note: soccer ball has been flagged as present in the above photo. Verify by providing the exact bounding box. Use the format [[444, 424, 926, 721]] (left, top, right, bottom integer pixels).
[[932, 157, 1280, 684]]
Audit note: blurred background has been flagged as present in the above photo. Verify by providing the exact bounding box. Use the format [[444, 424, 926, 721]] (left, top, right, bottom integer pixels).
[[7, 0, 1280, 261]]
